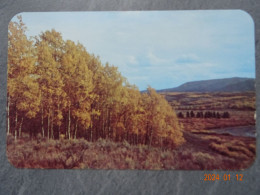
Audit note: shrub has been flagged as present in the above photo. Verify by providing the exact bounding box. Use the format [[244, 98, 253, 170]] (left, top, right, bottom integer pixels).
[[6, 134, 14, 145], [209, 142, 248, 159], [178, 112, 184, 118], [193, 152, 214, 169]]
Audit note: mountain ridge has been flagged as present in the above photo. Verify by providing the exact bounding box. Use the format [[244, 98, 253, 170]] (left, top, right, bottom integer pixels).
[[153, 77, 255, 93]]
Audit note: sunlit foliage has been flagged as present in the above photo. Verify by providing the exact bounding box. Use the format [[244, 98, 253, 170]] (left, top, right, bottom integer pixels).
[[7, 16, 184, 148]]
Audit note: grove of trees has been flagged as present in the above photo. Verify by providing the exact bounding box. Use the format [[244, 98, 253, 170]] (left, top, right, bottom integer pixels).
[[178, 111, 230, 119], [7, 16, 185, 148]]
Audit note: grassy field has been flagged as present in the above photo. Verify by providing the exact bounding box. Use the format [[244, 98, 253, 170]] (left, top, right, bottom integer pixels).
[[161, 91, 255, 130], [6, 133, 255, 170], [162, 91, 255, 111]]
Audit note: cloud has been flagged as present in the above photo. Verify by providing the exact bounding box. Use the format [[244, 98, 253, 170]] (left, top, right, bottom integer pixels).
[[19, 10, 255, 90], [175, 54, 200, 64], [127, 55, 138, 65], [146, 52, 169, 66]]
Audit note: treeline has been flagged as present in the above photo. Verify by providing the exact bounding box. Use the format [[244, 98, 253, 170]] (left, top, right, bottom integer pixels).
[[7, 16, 184, 148], [177, 111, 230, 119]]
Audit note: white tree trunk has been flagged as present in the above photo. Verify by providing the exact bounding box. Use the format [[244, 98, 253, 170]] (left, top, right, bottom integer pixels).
[[51, 109, 54, 139], [74, 121, 78, 139], [68, 105, 71, 140], [41, 106, 44, 138], [19, 117, 23, 138], [7, 96, 10, 135], [47, 108, 50, 139], [15, 110, 18, 140]]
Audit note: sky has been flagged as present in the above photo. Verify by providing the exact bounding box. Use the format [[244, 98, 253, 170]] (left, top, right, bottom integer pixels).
[[12, 10, 255, 91]]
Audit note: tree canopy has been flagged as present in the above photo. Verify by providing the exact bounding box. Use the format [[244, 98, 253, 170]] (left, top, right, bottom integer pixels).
[[7, 16, 184, 148]]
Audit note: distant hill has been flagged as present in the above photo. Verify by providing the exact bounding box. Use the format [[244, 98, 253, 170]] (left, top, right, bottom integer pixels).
[[157, 77, 255, 93]]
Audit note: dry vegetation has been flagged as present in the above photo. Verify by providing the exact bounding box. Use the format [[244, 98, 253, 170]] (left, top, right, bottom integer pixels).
[[7, 133, 255, 170], [163, 92, 255, 111], [178, 116, 255, 131]]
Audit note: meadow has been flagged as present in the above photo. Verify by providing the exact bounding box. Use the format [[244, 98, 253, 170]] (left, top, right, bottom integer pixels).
[[7, 129, 255, 170], [163, 91, 255, 130]]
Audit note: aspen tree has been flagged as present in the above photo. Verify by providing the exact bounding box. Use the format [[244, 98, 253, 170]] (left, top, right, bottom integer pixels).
[[8, 16, 40, 139], [35, 29, 66, 139], [61, 40, 94, 139]]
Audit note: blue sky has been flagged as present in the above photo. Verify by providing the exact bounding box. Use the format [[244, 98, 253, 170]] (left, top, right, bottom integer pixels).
[[13, 10, 255, 90]]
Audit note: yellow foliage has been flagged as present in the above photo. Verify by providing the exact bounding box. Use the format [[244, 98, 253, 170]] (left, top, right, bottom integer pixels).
[[7, 16, 185, 148]]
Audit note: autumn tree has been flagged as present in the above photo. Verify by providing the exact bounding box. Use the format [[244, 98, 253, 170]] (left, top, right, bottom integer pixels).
[[61, 40, 94, 139], [98, 64, 126, 140], [142, 87, 184, 148], [7, 16, 185, 149], [35, 29, 66, 139], [8, 16, 40, 139], [113, 84, 144, 144]]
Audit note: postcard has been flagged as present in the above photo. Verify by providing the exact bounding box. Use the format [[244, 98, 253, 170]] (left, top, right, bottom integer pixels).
[[7, 10, 256, 169]]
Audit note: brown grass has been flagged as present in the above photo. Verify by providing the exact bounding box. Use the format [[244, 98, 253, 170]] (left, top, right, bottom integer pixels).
[[163, 92, 255, 111], [6, 133, 255, 170], [209, 141, 255, 160], [179, 116, 255, 131], [201, 135, 222, 143], [7, 136, 178, 169]]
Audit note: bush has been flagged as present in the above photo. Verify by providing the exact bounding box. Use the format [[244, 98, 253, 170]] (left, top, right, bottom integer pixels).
[[193, 152, 214, 169], [6, 134, 14, 145], [178, 112, 184, 118]]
